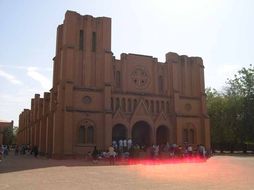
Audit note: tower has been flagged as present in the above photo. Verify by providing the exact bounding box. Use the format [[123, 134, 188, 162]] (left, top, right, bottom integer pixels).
[[51, 11, 113, 158]]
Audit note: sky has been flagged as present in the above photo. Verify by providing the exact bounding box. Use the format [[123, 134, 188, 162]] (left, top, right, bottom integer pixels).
[[0, 0, 254, 126]]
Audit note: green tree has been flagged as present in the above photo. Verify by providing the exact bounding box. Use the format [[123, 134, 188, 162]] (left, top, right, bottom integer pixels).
[[207, 65, 254, 152], [3, 126, 14, 145], [206, 88, 228, 149], [226, 65, 254, 144]]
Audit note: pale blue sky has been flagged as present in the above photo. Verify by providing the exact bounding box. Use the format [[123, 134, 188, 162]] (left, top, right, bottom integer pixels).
[[0, 0, 254, 125]]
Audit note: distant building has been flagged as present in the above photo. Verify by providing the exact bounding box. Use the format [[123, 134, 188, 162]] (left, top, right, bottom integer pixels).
[[17, 11, 210, 159], [0, 120, 13, 145]]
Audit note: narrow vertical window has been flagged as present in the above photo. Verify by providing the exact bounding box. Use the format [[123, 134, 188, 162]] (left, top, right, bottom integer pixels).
[[79, 30, 84, 50], [151, 101, 154, 113], [183, 129, 188, 143], [79, 126, 85, 143], [111, 98, 114, 111], [166, 101, 170, 113], [87, 126, 94, 143], [116, 71, 121, 88], [128, 99, 132, 112], [161, 101, 165, 112], [92, 32, 96, 52], [145, 100, 149, 110], [134, 99, 137, 110], [113, 66, 116, 80], [122, 98, 126, 112], [116, 98, 120, 110], [158, 76, 164, 93], [189, 129, 194, 144], [156, 101, 159, 113]]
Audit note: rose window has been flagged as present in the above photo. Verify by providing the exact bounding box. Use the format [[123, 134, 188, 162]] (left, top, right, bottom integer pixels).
[[131, 68, 149, 89]]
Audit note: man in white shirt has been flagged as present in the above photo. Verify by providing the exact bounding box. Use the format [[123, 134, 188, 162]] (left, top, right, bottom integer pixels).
[[187, 145, 193, 157], [108, 145, 116, 165], [119, 139, 123, 153], [123, 139, 127, 152], [127, 139, 132, 150]]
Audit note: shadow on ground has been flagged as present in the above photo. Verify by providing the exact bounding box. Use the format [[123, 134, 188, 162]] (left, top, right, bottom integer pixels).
[[0, 151, 116, 173], [0, 151, 211, 174]]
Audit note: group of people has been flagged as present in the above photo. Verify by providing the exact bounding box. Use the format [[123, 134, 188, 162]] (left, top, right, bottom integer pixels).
[[111, 140, 209, 159], [112, 139, 133, 152], [2, 141, 208, 164], [14, 144, 39, 157], [89, 140, 209, 164], [0, 144, 9, 160], [89, 139, 133, 164], [91, 145, 117, 165], [151, 143, 209, 159]]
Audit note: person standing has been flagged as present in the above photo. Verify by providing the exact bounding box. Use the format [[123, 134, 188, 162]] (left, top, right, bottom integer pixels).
[[119, 139, 123, 153], [3, 145, 8, 159], [123, 139, 127, 152], [187, 145, 193, 157], [154, 145, 159, 158], [112, 140, 117, 149], [15, 145, 19, 155], [34, 146, 38, 158], [92, 146, 99, 163], [108, 145, 116, 165], [0, 145, 3, 161], [127, 138, 132, 150]]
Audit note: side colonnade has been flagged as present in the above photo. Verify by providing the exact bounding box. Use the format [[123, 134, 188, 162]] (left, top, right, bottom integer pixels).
[[17, 92, 53, 157]]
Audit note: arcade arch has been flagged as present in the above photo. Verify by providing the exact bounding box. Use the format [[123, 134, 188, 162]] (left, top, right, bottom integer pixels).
[[131, 121, 152, 147], [112, 124, 127, 142], [156, 125, 169, 145]]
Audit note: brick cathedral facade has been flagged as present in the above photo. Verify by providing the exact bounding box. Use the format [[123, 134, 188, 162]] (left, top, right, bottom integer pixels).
[[17, 11, 210, 158]]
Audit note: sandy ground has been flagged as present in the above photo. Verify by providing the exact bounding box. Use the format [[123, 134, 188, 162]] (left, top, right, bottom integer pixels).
[[1, 152, 254, 190]]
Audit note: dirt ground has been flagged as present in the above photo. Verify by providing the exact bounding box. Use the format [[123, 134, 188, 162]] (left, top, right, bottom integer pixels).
[[1, 152, 254, 190]]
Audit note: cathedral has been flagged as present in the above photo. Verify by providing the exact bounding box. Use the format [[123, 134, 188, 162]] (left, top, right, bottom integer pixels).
[[17, 11, 210, 159]]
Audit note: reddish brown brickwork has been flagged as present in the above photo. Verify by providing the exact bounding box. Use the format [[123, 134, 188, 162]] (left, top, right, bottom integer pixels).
[[17, 11, 210, 158]]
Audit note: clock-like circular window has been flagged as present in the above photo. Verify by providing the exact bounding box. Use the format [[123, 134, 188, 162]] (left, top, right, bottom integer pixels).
[[82, 96, 92, 104], [131, 67, 150, 89]]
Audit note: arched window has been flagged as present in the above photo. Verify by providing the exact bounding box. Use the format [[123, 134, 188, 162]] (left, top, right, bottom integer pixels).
[[151, 100, 154, 113], [116, 71, 121, 88], [158, 76, 164, 93], [116, 98, 120, 110], [128, 99, 132, 112], [183, 129, 188, 143], [87, 126, 94, 144], [189, 129, 194, 144], [122, 98, 126, 112], [156, 101, 160, 113], [78, 120, 95, 144], [79, 126, 85, 144]]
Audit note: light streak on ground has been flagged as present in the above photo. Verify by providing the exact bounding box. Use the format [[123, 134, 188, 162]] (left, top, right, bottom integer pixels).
[[126, 156, 253, 188]]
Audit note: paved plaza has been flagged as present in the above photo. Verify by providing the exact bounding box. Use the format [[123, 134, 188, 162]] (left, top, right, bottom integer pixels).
[[1, 152, 254, 190]]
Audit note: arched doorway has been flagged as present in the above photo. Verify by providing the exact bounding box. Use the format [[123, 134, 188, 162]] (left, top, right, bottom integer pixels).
[[156, 125, 169, 145], [112, 124, 127, 142], [132, 121, 151, 146]]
